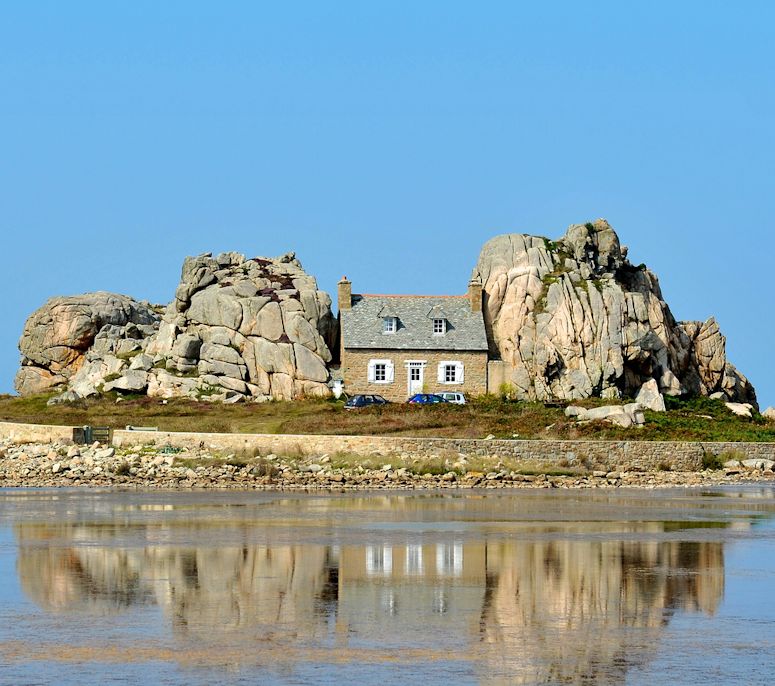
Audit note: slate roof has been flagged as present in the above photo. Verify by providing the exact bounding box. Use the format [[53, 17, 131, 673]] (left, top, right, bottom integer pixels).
[[341, 294, 488, 351]]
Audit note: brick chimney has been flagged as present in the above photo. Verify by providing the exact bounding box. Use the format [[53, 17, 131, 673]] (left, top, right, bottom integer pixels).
[[338, 276, 352, 311], [468, 277, 482, 313]]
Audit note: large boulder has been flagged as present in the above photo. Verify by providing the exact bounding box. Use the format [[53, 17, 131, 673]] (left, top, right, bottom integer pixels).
[[145, 251, 335, 400], [473, 220, 757, 406], [15, 292, 161, 396], [635, 378, 666, 412]]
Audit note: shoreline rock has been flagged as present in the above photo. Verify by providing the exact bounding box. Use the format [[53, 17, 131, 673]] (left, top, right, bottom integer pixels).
[[1, 439, 773, 491]]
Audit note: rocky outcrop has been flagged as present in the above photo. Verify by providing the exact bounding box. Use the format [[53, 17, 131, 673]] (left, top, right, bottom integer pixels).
[[17, 252, 336, 402], [16, 222, 757, 407], [473, 220, 757, 406], [15, 292, 161, 396], [144, 251, 335, 401]]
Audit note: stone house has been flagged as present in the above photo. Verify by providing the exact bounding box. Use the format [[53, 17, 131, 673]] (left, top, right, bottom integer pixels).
[[337, 277, 490, 401]]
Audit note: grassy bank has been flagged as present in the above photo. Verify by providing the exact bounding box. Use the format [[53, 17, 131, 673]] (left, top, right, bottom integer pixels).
[[1, 393, 773, 443]]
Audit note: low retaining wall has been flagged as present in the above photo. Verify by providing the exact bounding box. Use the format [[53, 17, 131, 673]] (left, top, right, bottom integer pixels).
[[0, 421, 75, 444], [2, 421, 774, 472]]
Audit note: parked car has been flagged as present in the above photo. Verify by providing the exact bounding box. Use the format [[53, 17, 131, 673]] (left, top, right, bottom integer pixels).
[[407, 393, 448, 404], [343, 394, 390, 409], [437, 392, 466, 405]]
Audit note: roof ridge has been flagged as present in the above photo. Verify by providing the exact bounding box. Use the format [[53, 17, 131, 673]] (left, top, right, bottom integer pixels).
[[356, 293, 467, 298]]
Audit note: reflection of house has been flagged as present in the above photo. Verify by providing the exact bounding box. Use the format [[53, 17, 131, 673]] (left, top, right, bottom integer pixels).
[[336, 541, 486, 650], [16, 521, 725, 681], [337, 277, 490, 401]]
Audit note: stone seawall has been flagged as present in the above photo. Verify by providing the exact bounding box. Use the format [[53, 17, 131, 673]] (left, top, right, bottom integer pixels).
[[2, 421, 773, 472], [0, 421, 75, 444]]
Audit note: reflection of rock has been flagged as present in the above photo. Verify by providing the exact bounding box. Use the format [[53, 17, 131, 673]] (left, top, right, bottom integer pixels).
[[143, 545, 333, 637], [479, 532, 724, 685], [15, 518, 724, 680], [15, 522, 335, 640], [16, 526, 148, 614]]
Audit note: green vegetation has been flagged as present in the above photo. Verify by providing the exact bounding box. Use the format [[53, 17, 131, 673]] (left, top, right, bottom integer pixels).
[[0, 393, 772, 443]]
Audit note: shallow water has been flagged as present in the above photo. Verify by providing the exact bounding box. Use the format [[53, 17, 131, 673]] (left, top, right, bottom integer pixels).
[[1, 487, 775, 685]]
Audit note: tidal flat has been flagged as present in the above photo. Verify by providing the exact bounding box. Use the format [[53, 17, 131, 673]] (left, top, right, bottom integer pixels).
[[1, 487, 775, 685]]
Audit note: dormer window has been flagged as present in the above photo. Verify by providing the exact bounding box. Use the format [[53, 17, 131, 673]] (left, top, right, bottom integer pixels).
[[432, 318, 446, 335], [383, 316, 397, 334]]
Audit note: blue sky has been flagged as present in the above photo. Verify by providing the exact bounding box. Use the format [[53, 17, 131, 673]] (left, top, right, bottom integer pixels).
[[1, 1, 772, 407]]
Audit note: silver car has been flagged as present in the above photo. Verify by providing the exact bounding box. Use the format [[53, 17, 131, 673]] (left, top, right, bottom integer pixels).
[[437, 392, 466, 405]]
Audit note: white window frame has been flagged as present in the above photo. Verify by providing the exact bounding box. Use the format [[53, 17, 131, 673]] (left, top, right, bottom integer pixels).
[[383, 316, 397, 334], [367, 545, 393, 576], [437, 360, 464, 385], [405, 544, 424, 575], [436, 542, 463, 577], [432, 318, 446, 335], [368, 359, 394, 384]]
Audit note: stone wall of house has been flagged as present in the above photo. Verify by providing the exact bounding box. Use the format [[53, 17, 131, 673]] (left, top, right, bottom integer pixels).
[[340, 349, 489, 402], [3, 421, 774, 473]]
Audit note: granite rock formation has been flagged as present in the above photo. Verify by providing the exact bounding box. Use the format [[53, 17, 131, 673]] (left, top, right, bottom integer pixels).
[[16, 221, 757, 407], [16, 252, 335, 402], [14, 292, 161, 396], [145, 251, 335, 401], [473, 220, 757, 406]]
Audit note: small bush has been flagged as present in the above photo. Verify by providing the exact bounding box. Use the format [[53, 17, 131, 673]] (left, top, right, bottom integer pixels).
[[114, 461, 131, 476], [250, 460, 278, 477], [719, 449, 747, 463]]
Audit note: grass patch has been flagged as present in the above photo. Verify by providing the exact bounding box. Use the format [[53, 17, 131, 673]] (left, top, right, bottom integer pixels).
[[1, 394, 773, 443]]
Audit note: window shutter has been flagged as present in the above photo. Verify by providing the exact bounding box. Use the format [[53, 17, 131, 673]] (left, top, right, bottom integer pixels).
[[437, 363, 445, 383], [367, 360, 376, 383], [386, 361, 395, 383], [455, 362, 464, 383]]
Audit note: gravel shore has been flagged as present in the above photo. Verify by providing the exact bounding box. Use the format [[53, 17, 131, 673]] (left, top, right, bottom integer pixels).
[[1, 438, 773, 490]]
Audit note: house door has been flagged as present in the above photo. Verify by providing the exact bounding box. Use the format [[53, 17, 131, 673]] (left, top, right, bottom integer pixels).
[[407, 362, 424, 396]]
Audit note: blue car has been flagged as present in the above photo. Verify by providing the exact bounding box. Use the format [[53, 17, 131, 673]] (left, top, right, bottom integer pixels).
[[407, 393, 448, 404]]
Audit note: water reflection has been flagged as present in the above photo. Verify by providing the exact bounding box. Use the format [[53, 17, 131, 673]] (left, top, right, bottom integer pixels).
[[14, 504, 726, 683]]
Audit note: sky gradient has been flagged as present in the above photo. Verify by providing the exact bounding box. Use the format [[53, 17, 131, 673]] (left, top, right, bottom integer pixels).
[[1, 1, 772, 407]]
